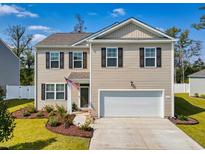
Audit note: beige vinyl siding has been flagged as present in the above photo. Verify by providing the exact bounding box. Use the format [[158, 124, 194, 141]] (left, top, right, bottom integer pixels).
[[91, 43, 172, 117], [101, 23, 159, 39], [36, 48, 89, 110], [189, 78, 205, 96]]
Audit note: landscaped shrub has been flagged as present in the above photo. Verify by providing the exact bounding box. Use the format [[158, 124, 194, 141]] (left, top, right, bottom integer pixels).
[[48, 110, 57, 117], [27, 105, 37, 113], [0, 86, 5, 101], [63, 114, 75, 128], [23, 110, 31, 117], [200, 94, 205, 99], [36, 111, 44, 118], [72, 103, 78, 112], [44, 105, 54, 113], [194, 93, 199, 97], [56, 105, 67, 118], [178, 114, 188, 121], [79, 119, 92, 131], [48, 116, 58, 127]]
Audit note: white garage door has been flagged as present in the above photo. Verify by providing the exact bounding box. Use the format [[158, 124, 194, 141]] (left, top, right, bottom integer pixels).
[[100, 90, 163, 118]]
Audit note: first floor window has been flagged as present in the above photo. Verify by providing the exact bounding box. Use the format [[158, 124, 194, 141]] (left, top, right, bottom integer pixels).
[[50, 52, 60, 68], [45, 84, 65, 100], [73, 52, 83, 68], [144, 48, 156, 67], [106, 48, 118, 67]]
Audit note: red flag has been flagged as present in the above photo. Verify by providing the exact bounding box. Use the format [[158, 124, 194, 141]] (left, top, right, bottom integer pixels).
[[64, 77, 80, 90]]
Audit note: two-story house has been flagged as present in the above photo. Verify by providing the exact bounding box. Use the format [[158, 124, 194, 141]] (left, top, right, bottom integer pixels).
[[35, 18, 175, 118]]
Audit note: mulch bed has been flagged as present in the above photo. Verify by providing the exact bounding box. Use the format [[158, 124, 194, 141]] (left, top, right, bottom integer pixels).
[[12, 108, 48, 119], [46, 123, 93, 138], [168, 117, 199, 125]]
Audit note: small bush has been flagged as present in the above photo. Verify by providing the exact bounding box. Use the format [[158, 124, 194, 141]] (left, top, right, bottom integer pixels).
[[48, 116, 58, 127], [178, 114, 188, 121], [44, 105, 54, 113], [0, 86, 5, 101], [63, 114, 75, 128], [72, 103, 78, 112], [27, 105, 37, 113], [200, 94, 205, 99], [80, 119, 92, 131], [36, 111, 44, 118], [48, 110, 57, 117], [23, 110, 31, 117], [194, 93, 199, 97], [56, 105, 67, 118]]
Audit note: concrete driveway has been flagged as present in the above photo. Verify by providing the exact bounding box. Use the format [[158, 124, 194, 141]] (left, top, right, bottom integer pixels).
[[89, 118, 203, 150]]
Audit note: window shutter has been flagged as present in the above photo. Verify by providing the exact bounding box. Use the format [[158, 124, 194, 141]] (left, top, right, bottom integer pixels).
[[41, 84, 45, 100], [60, 52, 64, 69], [139, 48, 144, 67], [46, 52, 50, 69], [118, 48, 123, 67], [69, 52, 73, 69], [83, 52, 87, 69], [65, 84, 67, 100], [157, 47, 162, 67], [101, 48, 106, 67]]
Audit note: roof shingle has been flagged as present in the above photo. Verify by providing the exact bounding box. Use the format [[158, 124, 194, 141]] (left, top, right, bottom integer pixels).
[[68, 72, 89, 80], [189, 69, 205, 78]]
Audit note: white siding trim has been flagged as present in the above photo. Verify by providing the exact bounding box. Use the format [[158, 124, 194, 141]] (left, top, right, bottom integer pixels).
[[171, 42, 175, 117], [89, 39, 174, 43], [98, 89, 165, 118]]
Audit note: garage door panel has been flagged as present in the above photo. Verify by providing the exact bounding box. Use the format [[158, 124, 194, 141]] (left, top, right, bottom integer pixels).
[[100, 91, 163, 117]]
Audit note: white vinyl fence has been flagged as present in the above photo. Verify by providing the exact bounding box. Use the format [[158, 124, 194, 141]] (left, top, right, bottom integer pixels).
[[174, 83, 190, 93], [6, 85, 34, 100]]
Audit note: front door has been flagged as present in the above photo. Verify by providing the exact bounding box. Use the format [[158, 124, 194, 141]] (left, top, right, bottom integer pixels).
[[80, 87, 89, 108]]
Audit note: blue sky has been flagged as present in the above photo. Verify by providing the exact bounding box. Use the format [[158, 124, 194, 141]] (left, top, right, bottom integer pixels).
[[0, 3, 205, 59]]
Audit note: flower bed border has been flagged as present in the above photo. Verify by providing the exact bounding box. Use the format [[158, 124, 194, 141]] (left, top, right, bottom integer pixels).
[[168, 117, 199, 125], [46, 123, 93, 138]]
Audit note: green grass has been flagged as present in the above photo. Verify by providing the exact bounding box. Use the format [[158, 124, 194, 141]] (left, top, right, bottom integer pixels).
[[0, 99, 90, 150], [175, 93, 205, 148], [5, 99, 33, 112]]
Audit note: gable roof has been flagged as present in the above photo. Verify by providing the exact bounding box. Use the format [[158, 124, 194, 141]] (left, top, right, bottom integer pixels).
[[0, 38, 20, 60], [36, 33, 92, 47], [189, 69, 205, 78]]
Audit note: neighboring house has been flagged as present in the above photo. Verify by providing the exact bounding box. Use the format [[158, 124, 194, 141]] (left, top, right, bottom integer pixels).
[[189, 69, 205, 96], [35, 17, 175, 118], [0, 39, 20, 91]]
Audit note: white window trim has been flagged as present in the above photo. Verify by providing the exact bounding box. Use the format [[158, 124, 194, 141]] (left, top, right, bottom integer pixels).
[[45, 83, 65, 100], [106, 47, 118, 68], [144, 47, 157, 68], [73, 51, 83, 69], [50, 51, 60, 69]]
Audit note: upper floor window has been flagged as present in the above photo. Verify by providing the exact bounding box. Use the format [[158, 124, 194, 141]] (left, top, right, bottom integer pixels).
[[106, 48, 118, 67], [50, 52, 60, 68], [144, 48, 156, 67], [73, 52, 83, 69]]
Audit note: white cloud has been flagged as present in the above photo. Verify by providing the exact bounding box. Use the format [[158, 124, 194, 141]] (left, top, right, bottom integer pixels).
[[88, 12, 97, 16], [0, 4, 38, 18], [32, 34, 46, 43], [28, 25, 51, 31], [111, 8, 126, 17]]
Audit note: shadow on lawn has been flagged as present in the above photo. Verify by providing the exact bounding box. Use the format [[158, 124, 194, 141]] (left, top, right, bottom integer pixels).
[[9, 138, 57, 150], [175, 96, 205, 116], [6, 99, 33, 109]]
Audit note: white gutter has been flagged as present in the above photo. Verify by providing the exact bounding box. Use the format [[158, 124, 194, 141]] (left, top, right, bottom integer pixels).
[[88, 39, 176, 43], [35, 45, 89, 48]]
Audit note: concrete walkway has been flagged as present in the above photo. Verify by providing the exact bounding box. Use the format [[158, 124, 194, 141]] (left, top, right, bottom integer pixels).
[[89, 118, 203, 150]]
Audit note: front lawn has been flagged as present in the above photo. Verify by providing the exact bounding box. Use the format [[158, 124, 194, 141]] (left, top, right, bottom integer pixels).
[[0, 99, 90, 150], [175, 93, 205, 148], [5, 99, 33, 112]]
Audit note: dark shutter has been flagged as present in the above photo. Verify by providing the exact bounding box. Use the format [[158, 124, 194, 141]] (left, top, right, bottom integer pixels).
[[60, 52, 64, 69], [101, 48, 106, 67], [83, 52, 87, 69], [157, 47, 162, 67], [46, 52, 50, 69], [139, 48, 144, 67], [69, 52, 73, 69], [41, 84, 45, 100], [65, 84, 67, 100], [118, 48, 123, 67]]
